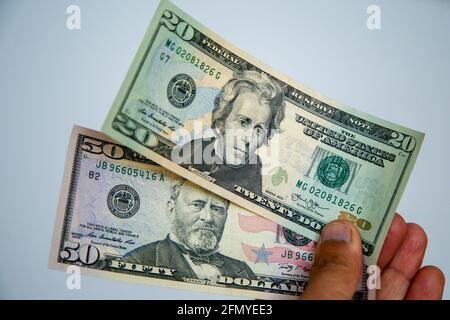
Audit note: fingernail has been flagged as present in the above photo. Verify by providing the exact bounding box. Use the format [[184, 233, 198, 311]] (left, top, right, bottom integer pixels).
[[321, 222, 352, 243]]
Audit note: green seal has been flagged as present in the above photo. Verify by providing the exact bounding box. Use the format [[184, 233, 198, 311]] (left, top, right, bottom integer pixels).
[[317, 156, 350, 188]]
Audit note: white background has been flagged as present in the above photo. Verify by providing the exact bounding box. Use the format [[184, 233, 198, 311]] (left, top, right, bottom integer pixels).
[[0, 0, 449, 299]]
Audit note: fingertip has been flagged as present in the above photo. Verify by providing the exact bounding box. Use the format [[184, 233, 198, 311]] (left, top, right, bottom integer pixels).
[[303, 219, 363, 300], [425, 265, 446, 286], [328, 219, 361, 239], [395, 212, 405, 222], [378, 214, 408, 269], [406, 223, 428, 252], [386, 214, 408, 245], [389, 214, 408, 243], [406, 265, 445, 300], [320, 219, 362, 253], [421, 266, 446, 288], [393, 213, 406, 229]]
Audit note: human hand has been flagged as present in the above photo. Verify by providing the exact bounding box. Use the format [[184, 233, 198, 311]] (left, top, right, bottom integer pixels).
[[301, 213, 445, 300]]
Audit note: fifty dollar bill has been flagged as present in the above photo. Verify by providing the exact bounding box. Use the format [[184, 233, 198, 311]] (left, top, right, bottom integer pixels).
[[49, 126, 368, 299], [102, 0, 424, 265]]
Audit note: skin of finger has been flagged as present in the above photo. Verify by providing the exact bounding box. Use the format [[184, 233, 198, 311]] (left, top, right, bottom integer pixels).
[[377, 223, 428, 300], [301, 220, 362, 300], [405, 266, 445, 300], [377, 268, 410, 300], [377, 213, 407, 270]]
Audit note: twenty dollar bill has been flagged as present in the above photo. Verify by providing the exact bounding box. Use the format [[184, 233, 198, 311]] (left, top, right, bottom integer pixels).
[[49, 126, 368, 299], [102, 0, 424, 265]]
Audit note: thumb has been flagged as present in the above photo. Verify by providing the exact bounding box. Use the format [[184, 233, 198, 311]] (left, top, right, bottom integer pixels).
[[301, 219, 363, 300]]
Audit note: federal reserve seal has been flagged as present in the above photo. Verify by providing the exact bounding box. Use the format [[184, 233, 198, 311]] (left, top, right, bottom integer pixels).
[[107, 184, 140, 219], [283, 228, 311, 247], [317, 156, 350, 189], [167, 73, 196, 108]]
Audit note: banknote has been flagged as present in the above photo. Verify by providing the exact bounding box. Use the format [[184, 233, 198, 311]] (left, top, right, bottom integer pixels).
[[102, 0, 424, 265], [49, 126, 368, 299]]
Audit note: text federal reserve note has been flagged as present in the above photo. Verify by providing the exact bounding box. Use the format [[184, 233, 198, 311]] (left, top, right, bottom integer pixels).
[[102, 0, 424, 264], [49, 126, 368, 299]]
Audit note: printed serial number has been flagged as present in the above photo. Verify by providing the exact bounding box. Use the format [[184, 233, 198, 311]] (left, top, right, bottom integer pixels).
[[280, 250, 314, 261], [95, 160, 165, 181], [295, 181, 372, 231], [161, 39, 222, 79], [296, 180, 363, 214]]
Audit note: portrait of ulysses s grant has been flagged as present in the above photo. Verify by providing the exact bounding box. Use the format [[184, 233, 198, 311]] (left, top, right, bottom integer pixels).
[[123, 178, 257, 282], [172, 70, 286, 195]]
